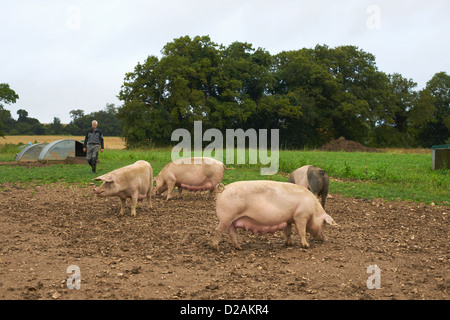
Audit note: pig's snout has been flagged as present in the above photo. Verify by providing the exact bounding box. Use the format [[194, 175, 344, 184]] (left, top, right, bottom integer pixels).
[[93, 187, 104, 196], [314, 230, 327, 242]]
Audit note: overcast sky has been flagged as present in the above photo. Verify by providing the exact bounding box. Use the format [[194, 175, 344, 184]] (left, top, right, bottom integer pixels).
[[1, 0, 449, 124]]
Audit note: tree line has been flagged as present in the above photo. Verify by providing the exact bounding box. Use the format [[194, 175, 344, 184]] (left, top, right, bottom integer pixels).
[[0, 90, 122, 137], [1, 35, 449, 148], [117, 35, 449, 149]]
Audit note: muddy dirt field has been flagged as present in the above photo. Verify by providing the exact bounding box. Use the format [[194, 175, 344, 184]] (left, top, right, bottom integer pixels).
[[0, 182, 448, 300]]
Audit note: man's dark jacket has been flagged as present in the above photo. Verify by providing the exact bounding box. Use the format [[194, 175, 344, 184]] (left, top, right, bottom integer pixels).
[[83, 129, 104, 149]]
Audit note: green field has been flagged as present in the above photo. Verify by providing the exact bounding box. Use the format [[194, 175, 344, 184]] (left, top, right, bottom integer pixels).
[[0, 145, 448, 205]]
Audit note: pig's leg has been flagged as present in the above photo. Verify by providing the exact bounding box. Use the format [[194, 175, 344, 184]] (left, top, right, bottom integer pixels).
[[228, 224, 242, 250], [130, 194, 138, 216], [119, 198, 126, 216], [283, 223, 294, 246], [178, 186, 184, 197], [206, 181, 215, 198], [208, 188, 216, 199], [294, 218, 310, 249], [144, 182, 153, 209], [147, 187, 153, 209], [319, 191, 326, 209], [213, 222, 230, 251], [165, 180, 176, 200]]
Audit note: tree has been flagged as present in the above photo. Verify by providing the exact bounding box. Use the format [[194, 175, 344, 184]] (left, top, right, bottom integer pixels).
[[17, 109, 29, 120], [0, 83, 19, 136], [270, 49, 339, 147], [117, 99, 171, 147], [159, 35, 221, 127], [117, 36, 278, 147], [69, 109, 85, 122], [0, 109, 15, 135], [65, 105, 123, 137], [410, 72, 450, 146], [91, 104, 123, 136], [13, 108, 46, 135], [369, 73, 418, 147], [315, 45, 392, 144], [212, 42, 274, 130], [116, 35, 446, 149], [0, 83, 19, 105], [47, 117, 64, 135]]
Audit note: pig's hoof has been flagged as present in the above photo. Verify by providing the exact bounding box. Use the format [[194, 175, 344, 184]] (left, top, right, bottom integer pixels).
[[301, 243, 310, 249]]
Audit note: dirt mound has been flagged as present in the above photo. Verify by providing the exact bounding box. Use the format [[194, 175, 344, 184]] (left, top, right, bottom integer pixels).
[[319, 137, 379, 152]]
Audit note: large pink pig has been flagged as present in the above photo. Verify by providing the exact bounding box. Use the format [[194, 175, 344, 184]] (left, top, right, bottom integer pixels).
[[155, 157, 227, 200], [93, 160, 153, 216], [213, 180, 337, 251]]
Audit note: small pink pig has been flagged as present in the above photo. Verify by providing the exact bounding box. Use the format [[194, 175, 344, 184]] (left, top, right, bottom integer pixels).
[[155, 157, 226, 200], [93, 160, 153, 216]]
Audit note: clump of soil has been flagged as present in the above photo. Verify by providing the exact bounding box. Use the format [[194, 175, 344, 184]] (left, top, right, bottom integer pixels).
[[319, 137, 379, 152], [0, 161, 53, 168]]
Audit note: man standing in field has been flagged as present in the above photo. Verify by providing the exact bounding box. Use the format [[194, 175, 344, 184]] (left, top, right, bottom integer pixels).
[[83, 120, 104, 173]]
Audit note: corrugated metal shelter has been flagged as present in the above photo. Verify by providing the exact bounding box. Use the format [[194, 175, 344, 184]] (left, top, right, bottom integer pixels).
[[15, 143, 48, 161], [38, 139, 86, 162]]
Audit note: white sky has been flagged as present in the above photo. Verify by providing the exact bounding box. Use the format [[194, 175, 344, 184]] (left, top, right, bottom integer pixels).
[[1, 0, 449, 123]]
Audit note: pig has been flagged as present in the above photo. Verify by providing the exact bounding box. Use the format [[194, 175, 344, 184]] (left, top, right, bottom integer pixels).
[[212, 180, 337, 251], [93, 160, 153, 216], [155, 157, 226, 200], [288, 165, 329, 209]]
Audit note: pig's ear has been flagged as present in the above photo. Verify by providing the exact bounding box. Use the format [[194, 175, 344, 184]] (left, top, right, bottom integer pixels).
[[94, 174, 114, 183], [324, 214, 338, 226]]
